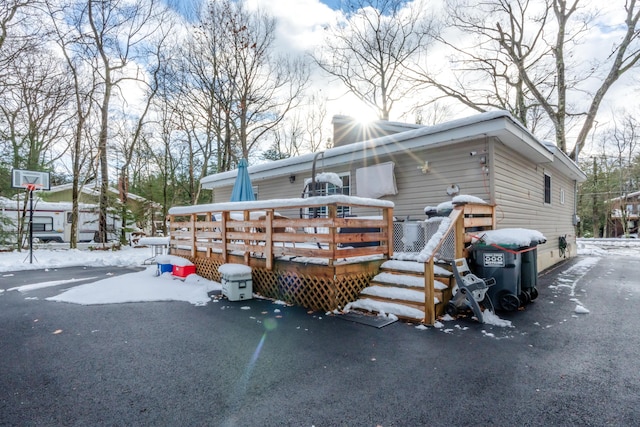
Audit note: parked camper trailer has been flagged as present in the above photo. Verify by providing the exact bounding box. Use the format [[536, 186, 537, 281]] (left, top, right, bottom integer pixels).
[[0, 197, 124, 244]]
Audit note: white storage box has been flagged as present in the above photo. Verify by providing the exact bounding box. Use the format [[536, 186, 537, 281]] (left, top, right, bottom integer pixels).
[[218, 264, 253, 301]]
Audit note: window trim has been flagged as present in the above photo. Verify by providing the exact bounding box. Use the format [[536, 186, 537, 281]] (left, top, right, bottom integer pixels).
[[304, 172, 351, 217], [544, 172, 552, 205]]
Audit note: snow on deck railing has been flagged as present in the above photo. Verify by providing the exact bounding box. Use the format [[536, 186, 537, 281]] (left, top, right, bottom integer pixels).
[[167, 196, 395, 270], [168, 195, 393, 216]]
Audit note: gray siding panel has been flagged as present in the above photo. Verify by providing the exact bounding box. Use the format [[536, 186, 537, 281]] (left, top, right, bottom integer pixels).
[[493, 142, 577, 270], [202, 137, 580, 271], [209, 138, 494, 220]]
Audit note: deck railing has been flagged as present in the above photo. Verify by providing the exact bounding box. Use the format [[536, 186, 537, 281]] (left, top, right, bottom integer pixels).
[[421, 203, 495, 324], [167, 195, 395, 270]]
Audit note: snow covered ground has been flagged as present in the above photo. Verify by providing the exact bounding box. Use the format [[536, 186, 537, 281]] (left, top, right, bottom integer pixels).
[[1, 238, 637, 332]]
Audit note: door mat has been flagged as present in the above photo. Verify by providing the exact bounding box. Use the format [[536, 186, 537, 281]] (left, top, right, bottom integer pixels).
[[338, 312, 398, 328]]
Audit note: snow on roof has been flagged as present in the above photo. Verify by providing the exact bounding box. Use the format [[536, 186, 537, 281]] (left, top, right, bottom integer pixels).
[[0, 196, 97, 211], [609, 190, 640, 202], [472, 228, 547, 247], [46, 183, 153, 204], [202, 110, 583, 189]]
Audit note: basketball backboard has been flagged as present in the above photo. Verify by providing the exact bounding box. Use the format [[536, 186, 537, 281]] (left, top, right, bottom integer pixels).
[[11, 169, 51, 190]]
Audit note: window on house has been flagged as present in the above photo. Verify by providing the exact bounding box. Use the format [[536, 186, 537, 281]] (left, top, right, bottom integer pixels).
[[305, 173, 351, 217], [544, 173, 551, 204]]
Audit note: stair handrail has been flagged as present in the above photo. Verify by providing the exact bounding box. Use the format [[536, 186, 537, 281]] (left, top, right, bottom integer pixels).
[[422, 207, 465, 325]]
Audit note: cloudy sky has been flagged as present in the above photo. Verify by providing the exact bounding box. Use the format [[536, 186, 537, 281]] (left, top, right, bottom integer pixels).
[[164, 0, 638, 155]]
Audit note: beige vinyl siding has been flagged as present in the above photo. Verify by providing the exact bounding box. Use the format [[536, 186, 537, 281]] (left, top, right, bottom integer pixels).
[[492, 142, 577, 270], [209, 138, 493, 219], [347, 138, 492, 218]]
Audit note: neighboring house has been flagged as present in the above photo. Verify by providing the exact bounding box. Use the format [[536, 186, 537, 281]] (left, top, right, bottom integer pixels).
[[39, 183, 162, 236], [0, 196, 123, 243], [608, 190, 640, 237], [200, 111, 586, 271]]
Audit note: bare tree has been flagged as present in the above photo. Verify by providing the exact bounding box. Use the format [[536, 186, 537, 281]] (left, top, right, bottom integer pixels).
[[217, 0, 309, 160], [313, 0, 433, 121], [83, 0, 169, 243], [0, 49, 72, 170], [0, 1, 40, 78], [606, 112, 639, 236], [176, 0, 308, 181], [304, 91, 330, 153], [46, 0, 101, 249], [419, 0, 640, 160]]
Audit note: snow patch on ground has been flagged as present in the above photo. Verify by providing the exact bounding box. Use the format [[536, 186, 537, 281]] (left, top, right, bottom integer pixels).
[[45, 267, 221, 306]]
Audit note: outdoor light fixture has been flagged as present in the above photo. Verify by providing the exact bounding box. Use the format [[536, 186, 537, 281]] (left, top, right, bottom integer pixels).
[[418, 161, 430, 174], [289, 175, 295, 183]]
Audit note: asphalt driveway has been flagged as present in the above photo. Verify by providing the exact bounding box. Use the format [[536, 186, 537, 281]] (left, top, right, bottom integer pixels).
[[1, 256, 638, 426]]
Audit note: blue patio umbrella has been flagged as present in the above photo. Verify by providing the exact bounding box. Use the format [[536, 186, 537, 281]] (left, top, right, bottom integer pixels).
[[230, 158, 256, 202]]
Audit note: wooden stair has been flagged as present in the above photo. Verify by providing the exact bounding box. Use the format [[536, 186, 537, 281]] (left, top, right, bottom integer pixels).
[[347, 259, 454, 322], [346, 202, 496, 324]]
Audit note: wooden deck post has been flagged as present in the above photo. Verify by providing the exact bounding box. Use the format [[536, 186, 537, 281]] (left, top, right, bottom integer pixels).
[[190, 213, 196, 257], [265, 210, 273, 270], [328, 204, 337, 267], [384, 207, 394, 258], [243, 210, 250, 265], [221, 211, 229, 264], [206, 212, 212, 258], [424, 258, 435, 325]]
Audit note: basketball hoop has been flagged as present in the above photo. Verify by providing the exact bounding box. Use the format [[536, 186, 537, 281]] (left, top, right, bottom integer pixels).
[[24, 183, 42, 192]]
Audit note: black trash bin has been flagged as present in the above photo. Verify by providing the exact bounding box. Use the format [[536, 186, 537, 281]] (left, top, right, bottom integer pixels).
[[471, 244, 522, 311], [519, 244, 539, 304]]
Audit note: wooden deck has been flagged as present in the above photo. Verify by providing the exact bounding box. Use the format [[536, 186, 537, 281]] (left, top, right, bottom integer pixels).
[[167, 197, 495, 324], [167, 196, 394, 311]]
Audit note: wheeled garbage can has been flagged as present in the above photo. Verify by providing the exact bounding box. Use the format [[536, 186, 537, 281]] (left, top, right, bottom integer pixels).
[[519, 244, 539, 304], [471, 244, 522, 311]]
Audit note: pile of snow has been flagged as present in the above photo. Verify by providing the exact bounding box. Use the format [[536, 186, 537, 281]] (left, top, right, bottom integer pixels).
[[425, 194, 486, 215], [218, 263, 252, 275], [452, 195, 487, 205], [0, 247, 151, 273], [303, 172, 343, 188], [482, 310, 513, 327], [45, 267, 220, 306], [137, 236, 170, 246], [574, 304, 590, 314], [155, 254, 194, 266]]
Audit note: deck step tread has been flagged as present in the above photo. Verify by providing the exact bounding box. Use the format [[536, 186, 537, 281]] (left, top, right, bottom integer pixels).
[[347, 298, 426, 320], [371, 272, 448, 290], [381, 260, 452, 277], [361, 285, 441, 304]]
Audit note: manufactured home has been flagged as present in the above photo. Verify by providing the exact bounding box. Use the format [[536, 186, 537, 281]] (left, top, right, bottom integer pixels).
[[200, 111, 586, 272], [608, 190, 640, 237], [40, 183, 163, 235], [0, 196, 123, 244]]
